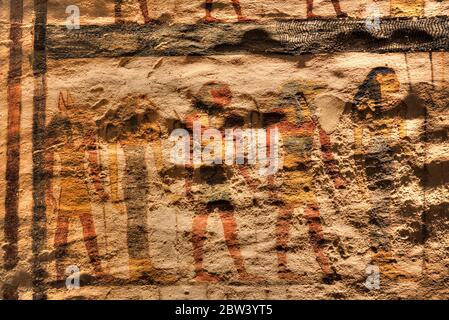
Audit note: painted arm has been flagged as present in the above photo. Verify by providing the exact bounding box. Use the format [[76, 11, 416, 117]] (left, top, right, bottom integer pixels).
[[354, 124, 364, 156], [150, 135, 193, 205], [353, 123, 366, 186], [398, 118, 407, 140], [397, 105, 412, 156], [107, 142, 127, 214], [85, 133, 110, 202], [108, 142, 120, 203], [44, 144, 57, 210], [239, 110, 269, 190], [319, 126, 345, 189], [238, 165, 260, 191], [150, 138, 185, 195], [151, 139, 164, 173]]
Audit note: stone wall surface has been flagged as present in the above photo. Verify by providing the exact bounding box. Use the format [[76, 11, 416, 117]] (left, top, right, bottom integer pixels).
[[0, 0, 448, 300]]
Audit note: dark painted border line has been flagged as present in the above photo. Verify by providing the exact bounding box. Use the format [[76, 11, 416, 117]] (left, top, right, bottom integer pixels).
[[32, 0, 48, 300], [3, 0, 23, 301]]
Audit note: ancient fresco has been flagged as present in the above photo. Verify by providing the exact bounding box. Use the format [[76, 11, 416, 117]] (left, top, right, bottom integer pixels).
[[0, 1, 448, 300]]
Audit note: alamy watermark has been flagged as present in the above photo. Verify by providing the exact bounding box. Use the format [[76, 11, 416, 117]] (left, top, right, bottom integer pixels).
[[365, 3, 381, 31], [365, 264, 380, 290], [66, 5, 80, 30], [65, 265, 81, 290]]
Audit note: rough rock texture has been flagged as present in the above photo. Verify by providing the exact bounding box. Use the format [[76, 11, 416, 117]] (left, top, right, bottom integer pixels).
[[0, 1, 448, 300]]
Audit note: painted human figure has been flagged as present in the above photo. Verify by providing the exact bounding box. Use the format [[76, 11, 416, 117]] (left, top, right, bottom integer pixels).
[[204, 0, 252, 23], [352, 67, 412, 279], [264, 82, 345, 282], [181, 82, 258, 282], [115, 0, 153, 24], [96, 96, 176, 282], [307, 0, 348, 19], [45, 92, 109, 281]]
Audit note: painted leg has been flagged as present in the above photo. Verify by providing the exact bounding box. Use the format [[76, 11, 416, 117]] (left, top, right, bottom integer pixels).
[[114, 0, 124, 24], [369, 201, 413, 281], [204, 0, 224, 23], [2, 283, 18, 300], [79, 212, 104, 276], [331, 0, 348, 17], [304, 205, 336, 282], [192, 212, 220, 282], [231, 0, 253, 22], [306, 0, 321, 19], [220, 211, 259, 281], [137, 0, 153, 24], [276, 207, 302, 281], [54, 212, 69, 281]]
